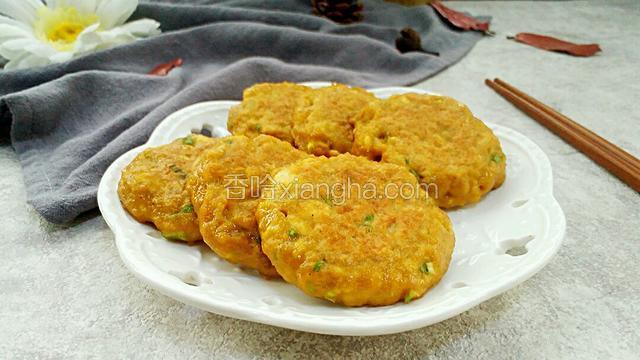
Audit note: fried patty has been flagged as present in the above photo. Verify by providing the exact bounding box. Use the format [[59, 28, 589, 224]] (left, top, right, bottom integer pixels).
[[292, 84, 376, 156], [256, 154, 455, 306], [228, 82, 376, 157], [118, 134, 216, 242], [227, 82, 312, 143], [351, 93, 506, 208], [186, 135, 309, 278]]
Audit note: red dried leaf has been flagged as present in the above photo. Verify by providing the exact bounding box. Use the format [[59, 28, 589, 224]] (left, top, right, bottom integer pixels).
[[430, 1, 490, 33], [510, 33, 601, 57], [149, 58, 184, 76]]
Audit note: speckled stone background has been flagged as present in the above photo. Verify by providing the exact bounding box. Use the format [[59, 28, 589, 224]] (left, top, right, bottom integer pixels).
[[1, 1, 639, 359]]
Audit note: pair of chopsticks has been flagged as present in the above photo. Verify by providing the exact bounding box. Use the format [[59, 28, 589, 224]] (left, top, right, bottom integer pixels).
[[485, 78, 640, 192]]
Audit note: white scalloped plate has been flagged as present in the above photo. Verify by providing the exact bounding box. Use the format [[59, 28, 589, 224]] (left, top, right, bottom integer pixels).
[[98, 82, 565, 336]]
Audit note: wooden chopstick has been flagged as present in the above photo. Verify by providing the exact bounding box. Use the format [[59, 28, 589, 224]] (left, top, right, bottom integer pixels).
[[494, 78, 640, 173], [485, 79, 640, 192]]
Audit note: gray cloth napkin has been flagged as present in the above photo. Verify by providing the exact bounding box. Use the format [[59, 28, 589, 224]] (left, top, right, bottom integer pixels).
[[0, 0, 486, 224]]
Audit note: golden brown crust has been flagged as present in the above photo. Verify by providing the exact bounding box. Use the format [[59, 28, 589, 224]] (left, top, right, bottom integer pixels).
[[351, 93, 506, 208], [186, 135, 309, 278], [228, 82, 376, 157], [227, 83, 313, 143], [257, 154, 455, 306], [292, 84, 376, 156], [117, 134, 217, 242]]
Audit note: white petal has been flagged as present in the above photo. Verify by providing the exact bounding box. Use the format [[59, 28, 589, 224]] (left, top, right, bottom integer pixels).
[[96, 0, 137, 29], [0, 14, 31, 31], [44, 0, 65, 9], [0, 0, 44, 26], [0, 38, 56, 62], [0, 38, 40, 59], [69, 19, 159, 58], [47, 0, 99, 14], [3, 52, 28, 69], [49, 51, 73, 62], [72, 22, 115, 54], [4, 52, 50, 70], [0, 24, 34, 41], [75, 21, 100, 40], [24, 40, 58, 57], [118, 19, 160, 37], [71, 23, 101, 53], [0, 45, 18, 59], [0, 23, 41, 61], [77, 29, 132, 54], [73, 0, 98, 14]]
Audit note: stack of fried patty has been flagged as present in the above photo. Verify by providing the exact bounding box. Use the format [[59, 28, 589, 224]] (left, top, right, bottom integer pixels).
[[117, 83, 506, 307]]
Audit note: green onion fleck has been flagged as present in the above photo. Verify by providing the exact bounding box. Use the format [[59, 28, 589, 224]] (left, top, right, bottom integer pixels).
[[288, 228, 299, 239], [254, 124, 262, 132], [306, 282, 316, 293], [321, 195, 333, 206], [169, 164, 187, 178], [313, 260, 326, 272], [362, 214, 374, 232], [420, 262, 434, 274], [409, 168, 421, 181], [182, 134, 194, 145], [324, 290, 337, 302], [491, 153, 502, 163], [180, 204, 194, 213], [404, 157, 410, 165], [225, 139, 233, 145], [161, 231, 187, 241], [404, 290, 419, 304]]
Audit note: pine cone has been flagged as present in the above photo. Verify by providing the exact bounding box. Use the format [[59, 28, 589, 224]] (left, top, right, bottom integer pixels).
[[311, 0, 364, 24], [395, 27, 440, 56]]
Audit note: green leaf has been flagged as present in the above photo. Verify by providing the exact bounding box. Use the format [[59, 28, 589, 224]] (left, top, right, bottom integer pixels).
[[491, 153, 502, 163], [288, 228, 299, 239]]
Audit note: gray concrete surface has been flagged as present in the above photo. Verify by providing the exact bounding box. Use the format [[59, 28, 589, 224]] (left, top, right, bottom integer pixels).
[[1, 1, 639, 359]]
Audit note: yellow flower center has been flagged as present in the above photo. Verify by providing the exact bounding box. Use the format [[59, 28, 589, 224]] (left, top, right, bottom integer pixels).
[[34, 6, 99, 51]]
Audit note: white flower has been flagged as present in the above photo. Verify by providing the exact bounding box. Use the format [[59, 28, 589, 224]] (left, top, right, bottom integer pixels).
[[0, 0, 161, 70]]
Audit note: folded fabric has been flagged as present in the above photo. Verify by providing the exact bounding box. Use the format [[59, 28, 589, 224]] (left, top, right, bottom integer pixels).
[[0, 0, 486, 224]]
